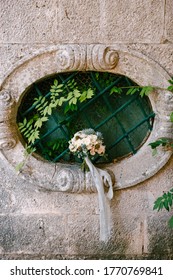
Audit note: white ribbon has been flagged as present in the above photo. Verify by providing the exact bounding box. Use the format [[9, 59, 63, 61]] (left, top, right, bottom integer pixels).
[[85, 156, 113, 242]]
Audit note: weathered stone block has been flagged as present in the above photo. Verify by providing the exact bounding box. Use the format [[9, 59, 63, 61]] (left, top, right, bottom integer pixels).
[[127, 43, 173, 77], [12, 187, 98, 216], [67, 214, 103, 256], [146, 214, 173, 258], [0, 44, 47, 82], [67, 193, 144, 256], [110, 189, 147, 255], [67, 212, 128, 259], [0, 214, 68, 254], [57, 0, 101, 43], [0, 0, 57, 43], [0, 0, 165, 44], [100, 0, 165, 43], [58, 0, 165, 44], [165, 0, 173, 43], [0, 186, 12, 213]]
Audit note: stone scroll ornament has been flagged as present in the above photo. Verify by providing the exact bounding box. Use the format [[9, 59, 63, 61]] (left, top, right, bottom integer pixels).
[[56, 45, 86, 71], [88, 45, 119, 71], [69, 129, 113, 242], [0, 90, 17, 150]]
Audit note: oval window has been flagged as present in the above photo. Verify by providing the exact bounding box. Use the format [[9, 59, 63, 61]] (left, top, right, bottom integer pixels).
[[17, 72, 154, 163]]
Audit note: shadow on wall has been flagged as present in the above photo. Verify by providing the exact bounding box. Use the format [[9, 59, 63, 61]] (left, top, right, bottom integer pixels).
[[147, 216, 173, 259]]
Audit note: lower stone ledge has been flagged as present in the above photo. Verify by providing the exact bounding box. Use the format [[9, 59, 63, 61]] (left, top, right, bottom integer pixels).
[[0, 253, 173, 260]]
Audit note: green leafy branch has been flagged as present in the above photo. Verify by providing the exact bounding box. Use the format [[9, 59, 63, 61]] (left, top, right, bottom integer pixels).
[[153, 189, 173, 228], [95, 71, 154, 97], [147, 78, 173, 154], [167, 77, 173, 92], [110, 85, 154, 97], [18, 79, 95, 147], [15, 146, 36, 173], [149, 137, 173, 156]]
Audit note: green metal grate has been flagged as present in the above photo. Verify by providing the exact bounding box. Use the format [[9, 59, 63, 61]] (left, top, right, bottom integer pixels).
[[17, 72, 155, 163]]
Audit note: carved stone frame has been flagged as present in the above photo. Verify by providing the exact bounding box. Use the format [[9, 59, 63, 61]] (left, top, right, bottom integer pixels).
[[0, 44, 173, 192]]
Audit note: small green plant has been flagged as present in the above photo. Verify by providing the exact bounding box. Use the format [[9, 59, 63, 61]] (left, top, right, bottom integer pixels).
[[149, 137, 173, 156], [15, 146, 36, 172], [148, 78, 173, 155], [153, 189, 173, 228]]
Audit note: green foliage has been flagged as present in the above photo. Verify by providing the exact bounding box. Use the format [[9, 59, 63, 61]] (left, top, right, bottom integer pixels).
[[41, 138, 69, 160], [149, 80, 173, 152], [18, 78, 95, 148], [110, 86, 122, 95], [167, 77, 173, 92], [15, 146, 36, 172], [149, 99, 173, 155], [153, 189, 173, 211], [49, 78, 95, 113], [170, 112, 173, 122], [153, 189, 173, 228], [126, 86, 154, 97], [168, 216, 173, 228], [139, 86, 154, 97], [17, 76, 97, 169], [94, 71, 154, 98], [110, 84, 154, 97], [126, 87, 140, 95], [149, 137, 173, 155]]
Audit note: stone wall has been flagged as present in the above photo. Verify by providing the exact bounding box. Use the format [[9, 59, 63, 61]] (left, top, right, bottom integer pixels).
[[0, 0, 173, 259]]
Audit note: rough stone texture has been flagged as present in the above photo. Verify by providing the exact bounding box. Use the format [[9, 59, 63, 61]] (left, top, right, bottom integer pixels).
[[165, 0, 173, 43], [127, 44, 173, 77], [0, 44, 47, 82], [0, 155, 173, 259], [0, 0, 58, 44], [0, 214, 68, 255], [97, 0, 165, 44], [0, 0, 173, 260], [0, 0, 165, 44]]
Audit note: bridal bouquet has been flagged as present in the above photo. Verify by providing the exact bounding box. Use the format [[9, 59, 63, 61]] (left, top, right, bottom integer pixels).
[[69, 129, 113, 242], [69, 128, 106, 168]]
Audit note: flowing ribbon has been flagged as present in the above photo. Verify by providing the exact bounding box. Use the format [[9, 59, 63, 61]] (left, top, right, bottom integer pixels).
[[85, 156, 113, 242]]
